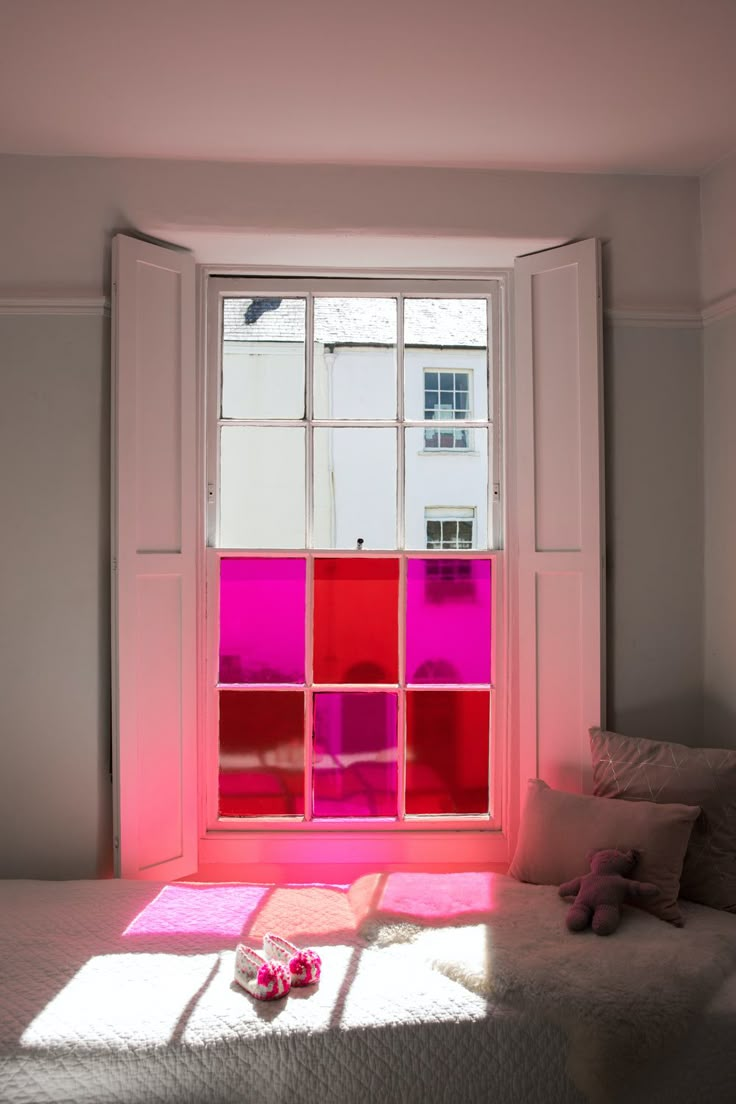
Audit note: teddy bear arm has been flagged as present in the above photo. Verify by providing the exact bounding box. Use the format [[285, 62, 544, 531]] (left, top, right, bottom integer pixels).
[[558, 876, 582, 898], [625, 879, 659, 900]]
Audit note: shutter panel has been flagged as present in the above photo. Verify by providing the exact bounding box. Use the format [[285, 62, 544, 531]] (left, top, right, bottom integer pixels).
[[112, 235, 198, 879], [512, 239, 605, 801]]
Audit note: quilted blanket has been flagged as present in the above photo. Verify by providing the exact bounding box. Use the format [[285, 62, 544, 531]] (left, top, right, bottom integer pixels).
[[1, 874, 736, 1104]]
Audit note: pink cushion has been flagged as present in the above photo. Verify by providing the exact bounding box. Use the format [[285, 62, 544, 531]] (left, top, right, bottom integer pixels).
[[590, 726, 736, 913], [508, 778, 700, 925]]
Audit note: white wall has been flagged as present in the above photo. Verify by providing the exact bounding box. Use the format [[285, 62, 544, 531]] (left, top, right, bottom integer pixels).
[[0, 155, 705, 876], [701, 150, 736, 748]]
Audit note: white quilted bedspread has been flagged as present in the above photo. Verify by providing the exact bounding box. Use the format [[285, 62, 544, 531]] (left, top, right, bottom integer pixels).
[[0, 878, 578, 1104], [1, 875, 736, 1104]]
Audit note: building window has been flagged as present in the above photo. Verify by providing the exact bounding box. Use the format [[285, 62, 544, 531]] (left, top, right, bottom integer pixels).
[[425, 507, 475, 550], [206, 282, 498, 834], [423, 370, 471, 450]]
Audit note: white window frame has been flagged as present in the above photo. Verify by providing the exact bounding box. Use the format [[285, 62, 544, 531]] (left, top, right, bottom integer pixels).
[[425, 506, 476, 550], [198, 275, 508, 867], [423, 368, 472, 451]]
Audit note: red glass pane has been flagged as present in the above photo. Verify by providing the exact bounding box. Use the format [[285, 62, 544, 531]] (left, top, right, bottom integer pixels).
[[313, 692, 398, 817], [405, 691, 489, 814], [219, 691, 304, 817], [313, 558, 399, 683]]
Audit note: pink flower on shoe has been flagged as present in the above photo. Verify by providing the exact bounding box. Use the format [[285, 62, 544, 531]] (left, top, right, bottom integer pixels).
[[263, 933, 322, 987]]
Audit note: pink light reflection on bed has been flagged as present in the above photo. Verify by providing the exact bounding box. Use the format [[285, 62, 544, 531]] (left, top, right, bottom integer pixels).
[[123, 884, 270, 937]]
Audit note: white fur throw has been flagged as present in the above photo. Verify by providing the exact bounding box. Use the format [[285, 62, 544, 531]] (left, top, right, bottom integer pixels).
[[358, 873, 736, 1103]]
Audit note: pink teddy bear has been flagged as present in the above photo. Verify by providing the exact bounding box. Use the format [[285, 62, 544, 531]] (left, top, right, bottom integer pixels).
[[558, 847, 659, 935]]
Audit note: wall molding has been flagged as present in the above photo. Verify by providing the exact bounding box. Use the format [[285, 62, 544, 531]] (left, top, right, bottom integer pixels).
[[0, 296, 109, 317], [0, 292, 733, 326], [701, 290, 736, 326], [605, 307, 702, 329]]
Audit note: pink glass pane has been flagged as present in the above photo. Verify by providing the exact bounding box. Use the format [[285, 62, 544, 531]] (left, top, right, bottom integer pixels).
[[405, 559, 491, 684], [313, 558, 399, 684], [219, 558, 305, 684], [219, 691, 304, 817], [312, 692, 398, 818], [405, 691, 489, 814]]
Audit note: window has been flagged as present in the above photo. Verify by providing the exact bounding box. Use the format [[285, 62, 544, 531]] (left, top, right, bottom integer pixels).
[[206, 281, 499, 838], [112, 235, 603, 879], [423, 370, 471, 450], [425, 507, 475, 550]]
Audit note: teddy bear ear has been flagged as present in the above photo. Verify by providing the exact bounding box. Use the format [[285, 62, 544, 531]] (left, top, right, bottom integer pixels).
[[586, 848, 598, 863]]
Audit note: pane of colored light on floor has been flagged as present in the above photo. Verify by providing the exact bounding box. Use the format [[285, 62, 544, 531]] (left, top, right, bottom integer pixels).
[[312, 692, 398, 817], [313, 558, 399, 683], [219, 557, 306, 684], [405, 691, 490, 814], [219, 691, 305, 817], [405, 558, 492, 684]]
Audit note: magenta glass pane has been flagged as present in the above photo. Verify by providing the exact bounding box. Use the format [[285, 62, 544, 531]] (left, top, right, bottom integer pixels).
[[405, 691, 489, 815], [219, 558, 305, 684], [406, 559, 492, 684], [312, 693, 397, 818], [219, 691, 305, 817]]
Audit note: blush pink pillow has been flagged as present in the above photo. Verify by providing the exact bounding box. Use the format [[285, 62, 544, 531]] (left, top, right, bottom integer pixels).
[[509, 778, 700, 925]]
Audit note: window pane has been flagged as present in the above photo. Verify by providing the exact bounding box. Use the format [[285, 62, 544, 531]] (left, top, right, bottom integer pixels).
[[220, 426, 305, 548], [405, 427, 489, 549], [406, 558, 492, 684], [406, 691, 489, 814], [404, 299, 488, 421], [313, 298, 397, 419], [313, 428, 397, 549], [313, 558, 399, 684], [313, 692, 398, 817], [219, 691, 305, 817], [222, 298, 305, 419], [219, 557, 306, 684]]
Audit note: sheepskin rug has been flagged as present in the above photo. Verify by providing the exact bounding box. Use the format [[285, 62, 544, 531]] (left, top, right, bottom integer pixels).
[[358, 873, 736, 1103]]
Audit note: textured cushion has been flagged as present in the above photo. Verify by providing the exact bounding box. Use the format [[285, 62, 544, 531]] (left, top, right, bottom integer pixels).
[[509, 778, 700, 924], [590, 726, 736, 913]]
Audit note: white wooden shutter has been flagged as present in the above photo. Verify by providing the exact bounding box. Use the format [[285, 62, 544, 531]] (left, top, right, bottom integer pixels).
[[512, 239, 605, 802], [112, 235, 198, 879]]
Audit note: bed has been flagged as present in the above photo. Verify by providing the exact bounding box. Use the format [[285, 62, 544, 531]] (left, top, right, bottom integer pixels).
[[1, 872, 736, 1104]]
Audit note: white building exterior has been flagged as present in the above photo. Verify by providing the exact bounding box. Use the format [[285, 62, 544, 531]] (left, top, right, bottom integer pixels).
[[218, 297, 490, 551]]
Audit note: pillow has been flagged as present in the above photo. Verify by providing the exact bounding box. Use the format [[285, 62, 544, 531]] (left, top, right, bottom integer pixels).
[[508, 778, 700, 925], [590, 726, 736, 913]]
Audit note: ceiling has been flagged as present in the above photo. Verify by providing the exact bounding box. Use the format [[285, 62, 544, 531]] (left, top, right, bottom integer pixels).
[[1, 0, 735, 176]]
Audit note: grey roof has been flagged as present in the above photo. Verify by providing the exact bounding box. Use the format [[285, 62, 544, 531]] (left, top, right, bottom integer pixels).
[[223, 297, 487, 347]]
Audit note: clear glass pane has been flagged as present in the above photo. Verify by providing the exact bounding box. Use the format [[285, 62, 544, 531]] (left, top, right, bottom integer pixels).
[[405, 691, 489, 815], [220, 426, 305, 548], [222, 298, 306, 419], [404, 427, 489, 550], [219, 691, 305, 817], [313, 298, 397, 419], [404, 299, 488, 421], [219, 557, 305, 684], [312, 692, 398, 818], [313, 558, 399, 684], [406, 558, 492, 684], [313, 428, 397, 549]]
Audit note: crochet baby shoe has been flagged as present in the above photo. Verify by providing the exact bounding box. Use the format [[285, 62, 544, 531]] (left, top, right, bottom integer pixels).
[[234, 944, 291, 1000], [263, 933, 322, 987]]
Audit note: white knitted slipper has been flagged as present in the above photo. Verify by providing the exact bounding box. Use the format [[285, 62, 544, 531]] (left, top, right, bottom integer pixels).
[[234, 944, 291, 1000], [263, 932, 322, 987]]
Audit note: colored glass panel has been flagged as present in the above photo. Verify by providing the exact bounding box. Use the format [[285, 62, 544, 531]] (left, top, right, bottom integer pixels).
[[221, 297, 306, 419], [218, 691, 305, 817], [313, 558, 399, 684], [312, 692, 398, 818], [219, 558, 305, 684], [405, 558, 492, 684], [405, 691, 490, 814], [313, 428, 397, 549]]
